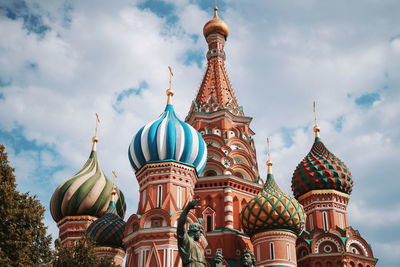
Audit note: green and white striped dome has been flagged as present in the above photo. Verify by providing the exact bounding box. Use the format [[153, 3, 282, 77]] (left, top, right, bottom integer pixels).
[[50, 137, 126, 222]]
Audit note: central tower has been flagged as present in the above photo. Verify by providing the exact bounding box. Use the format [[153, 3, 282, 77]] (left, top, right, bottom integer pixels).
[[186, 8, 263, 265]]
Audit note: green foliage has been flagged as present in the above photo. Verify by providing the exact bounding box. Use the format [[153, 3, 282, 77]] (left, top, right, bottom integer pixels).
[[0, 144, 52, 267], [52, 236, 119, 267]]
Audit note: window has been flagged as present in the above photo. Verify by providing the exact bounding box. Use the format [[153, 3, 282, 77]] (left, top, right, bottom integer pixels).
[[157, 185, 163, 208], [309, 214, 314, 231], [287, 244, 291, 261], [270, 243, 275, 260], [323, 211, 329, 231], [142, 189, 146, 209], [338, 213, 344, 228], [206, 215, 213, 232], [177, 186, 182, 209]]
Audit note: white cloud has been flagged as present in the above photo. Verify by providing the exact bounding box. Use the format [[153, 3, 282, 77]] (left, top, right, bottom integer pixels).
[[1, 1, 399, 266]]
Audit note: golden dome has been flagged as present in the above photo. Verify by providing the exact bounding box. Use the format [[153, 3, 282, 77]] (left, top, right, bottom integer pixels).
[[203, 7, 229, 39]]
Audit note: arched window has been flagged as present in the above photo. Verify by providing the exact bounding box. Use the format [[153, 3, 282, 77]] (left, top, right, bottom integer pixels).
[[142, 189, 146, 209], [157, 185, 163, 208], [338, 213, 344, 228], [322, 211, 329, 231], [270, 242, 275, 260], [177, 186, 182, 209], [206, 214, 213, 232]]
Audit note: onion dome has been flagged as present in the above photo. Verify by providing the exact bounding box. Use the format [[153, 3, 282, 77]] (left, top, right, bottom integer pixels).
[[128, 89, 207, 174], [241, 160, 306, 237], [50, 137, 126, 222], [87, 185, 126, 249], [203, 7, 229, 39], [291, 126, 354, 198]]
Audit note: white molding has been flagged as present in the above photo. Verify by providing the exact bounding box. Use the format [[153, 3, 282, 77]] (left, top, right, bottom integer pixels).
[[224, 205, 233, 212], [224, 196, 233, 202]]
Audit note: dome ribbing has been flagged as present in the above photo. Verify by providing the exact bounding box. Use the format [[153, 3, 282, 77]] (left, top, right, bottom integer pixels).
[[87, 187, 126, 249], [50, 138, 126, 222], [128, 103, 207, 174]]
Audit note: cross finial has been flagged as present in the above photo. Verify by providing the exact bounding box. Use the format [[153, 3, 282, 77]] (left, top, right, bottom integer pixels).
[[313, 101, 321, 138], [95, 113, 100, 136], [266, 137, 273, 174], [313, 101, 317, 127], [92, 113, 100, 144], [166, 66, 174, 104], [112, 170, 117, 180]]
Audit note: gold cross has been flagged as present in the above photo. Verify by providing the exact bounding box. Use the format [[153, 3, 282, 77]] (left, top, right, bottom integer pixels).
[[266, 137, 271, 162], [168, 66, 173, 90], [94, 113, 100, 137], [313, 101, 318, 127]]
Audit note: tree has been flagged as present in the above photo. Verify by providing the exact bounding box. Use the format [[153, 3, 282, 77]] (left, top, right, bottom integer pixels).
[[52, 236, 118, 267], [0, 144, 52, 266]]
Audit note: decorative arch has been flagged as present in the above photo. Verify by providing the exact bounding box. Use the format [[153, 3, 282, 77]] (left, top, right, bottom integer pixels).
[[296, 240, 310, 259], [226, 137, 253, 154], [231, 163, 257, 181], [312, 233, 344, 254], [139, 208, 171, 228], [346, 238, 370, 257]]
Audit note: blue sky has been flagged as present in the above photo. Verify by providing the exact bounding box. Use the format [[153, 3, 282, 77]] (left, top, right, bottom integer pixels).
[[0, 0, 399, 265]]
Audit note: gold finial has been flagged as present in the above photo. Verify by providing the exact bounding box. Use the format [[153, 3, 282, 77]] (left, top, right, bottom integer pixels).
[[266, 137, 273, 174], [313, 101, 320, 138], [214, 6, 219, 18], [166, 66, 174, 105]]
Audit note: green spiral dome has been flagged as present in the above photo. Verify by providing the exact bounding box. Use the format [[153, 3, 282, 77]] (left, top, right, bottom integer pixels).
[[50, 139, 126, 222]]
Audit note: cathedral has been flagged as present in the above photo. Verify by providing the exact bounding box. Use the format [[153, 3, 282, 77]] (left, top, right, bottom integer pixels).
[[50, 7, 378, 267]]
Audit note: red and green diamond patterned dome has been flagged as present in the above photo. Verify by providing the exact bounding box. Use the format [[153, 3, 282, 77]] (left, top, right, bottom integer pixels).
[[241, 161, 306, 237], [291, 126, 354, 198]]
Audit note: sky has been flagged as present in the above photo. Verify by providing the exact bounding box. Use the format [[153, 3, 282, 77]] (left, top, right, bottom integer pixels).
[[0, 0, 399, 265]]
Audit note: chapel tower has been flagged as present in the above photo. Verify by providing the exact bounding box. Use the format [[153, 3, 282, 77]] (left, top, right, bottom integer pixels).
[[50, 135, 126, 247], [291, 113, 378, 267], [241, 141, 306, 267], [124, 88, 208, 267], [186, 8, 263, 264]]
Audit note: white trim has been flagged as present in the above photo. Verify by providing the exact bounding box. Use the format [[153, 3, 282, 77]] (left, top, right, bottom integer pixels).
[[224, 205, 233, 212], [224, 196, 233, 202], [224, 187, 232, 193], [287, 243, 291, 261], [177, 186, 182, 209], [225, 215, 233, 222], [225, 225, 233, 229]]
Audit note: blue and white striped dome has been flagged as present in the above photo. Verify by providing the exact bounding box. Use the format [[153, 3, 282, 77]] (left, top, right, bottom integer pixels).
[[128, 103, 207, 173]]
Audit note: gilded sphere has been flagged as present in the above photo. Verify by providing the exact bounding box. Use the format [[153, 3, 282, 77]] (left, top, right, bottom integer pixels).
[[203, 8, 229, 39]]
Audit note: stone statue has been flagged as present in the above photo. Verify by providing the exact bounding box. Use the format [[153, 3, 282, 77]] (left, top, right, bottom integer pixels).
[[213, 251, 224, 267], [241, 249, 256, 267], [177, 198, 207, 266]]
